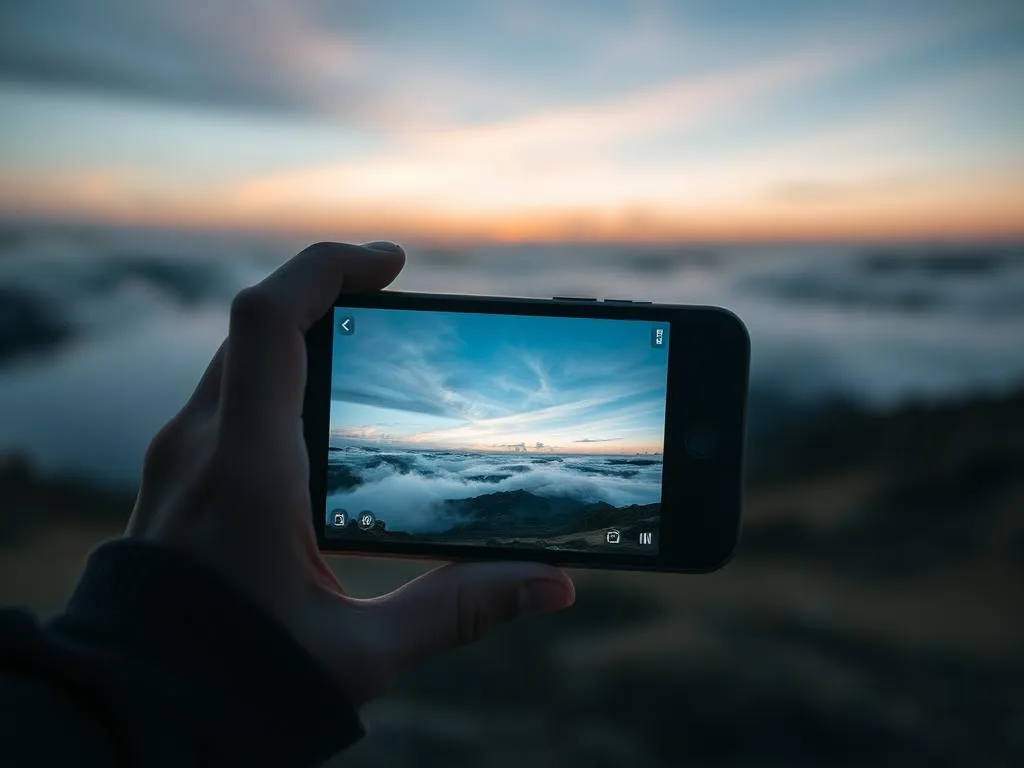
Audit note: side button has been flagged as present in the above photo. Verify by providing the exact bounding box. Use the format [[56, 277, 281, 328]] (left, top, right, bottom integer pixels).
[[553, 296, 597, 301]]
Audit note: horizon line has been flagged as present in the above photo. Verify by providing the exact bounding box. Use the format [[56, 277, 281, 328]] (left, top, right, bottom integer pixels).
[[328, 434, 663, 455], [330, 444, 663, 456], [3, 211, 1023, 248]]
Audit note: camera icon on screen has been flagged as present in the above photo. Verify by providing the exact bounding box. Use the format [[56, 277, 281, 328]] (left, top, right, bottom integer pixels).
[[605, 529, 621, 544]]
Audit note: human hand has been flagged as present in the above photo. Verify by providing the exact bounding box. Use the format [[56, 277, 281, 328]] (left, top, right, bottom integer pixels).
[[125, 242, 575, 706]]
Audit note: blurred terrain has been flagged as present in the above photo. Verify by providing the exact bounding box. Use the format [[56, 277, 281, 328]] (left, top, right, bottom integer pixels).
[[2, 1, 1023, 763], [1, 223, 1022, 766], [3, 385, 1021, 767]]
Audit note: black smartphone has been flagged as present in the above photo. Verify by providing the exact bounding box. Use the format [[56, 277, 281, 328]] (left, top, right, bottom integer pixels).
[[304, 292, 750, 573]]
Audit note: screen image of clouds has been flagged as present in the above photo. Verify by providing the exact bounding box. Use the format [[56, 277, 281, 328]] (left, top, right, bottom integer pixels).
[[324, 307, 669, 554]]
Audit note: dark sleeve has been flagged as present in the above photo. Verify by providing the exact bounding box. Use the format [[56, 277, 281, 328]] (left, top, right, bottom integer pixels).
[[0, 539, 364, 767]]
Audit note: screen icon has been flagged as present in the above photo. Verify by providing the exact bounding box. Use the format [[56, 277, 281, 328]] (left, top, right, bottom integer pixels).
[[358, 511, 376, 530], [651, 327, 665, 348], [640, 531, 653, 545], [338, 315, 355, 335], [605, 529, 621, 544], [330, 510, 347, 527]]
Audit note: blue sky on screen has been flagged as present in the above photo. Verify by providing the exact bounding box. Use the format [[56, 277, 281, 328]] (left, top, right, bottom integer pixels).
[[329, 308, 669, 452]]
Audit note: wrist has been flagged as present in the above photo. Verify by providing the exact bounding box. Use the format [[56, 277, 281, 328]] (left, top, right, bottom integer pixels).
[[54, 538, 365, 763]]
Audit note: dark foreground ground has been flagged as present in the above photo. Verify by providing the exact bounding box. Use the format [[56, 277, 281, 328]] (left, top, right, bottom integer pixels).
[[2, 390, 1022, 767]]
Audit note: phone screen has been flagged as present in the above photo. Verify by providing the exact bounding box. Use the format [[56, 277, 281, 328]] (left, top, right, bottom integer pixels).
[[323, 306, 670, 555]]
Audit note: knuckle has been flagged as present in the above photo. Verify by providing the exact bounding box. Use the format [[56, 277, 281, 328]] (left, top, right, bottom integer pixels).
[[456, 582, 509, 646], [142, 412, 216, 490], [229, 286, 280, 328], [142, 418, 182, 478], [305, 241, 336, 254]]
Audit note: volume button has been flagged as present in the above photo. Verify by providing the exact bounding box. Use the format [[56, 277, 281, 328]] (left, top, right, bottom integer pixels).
[[553, 296, 597, 301]]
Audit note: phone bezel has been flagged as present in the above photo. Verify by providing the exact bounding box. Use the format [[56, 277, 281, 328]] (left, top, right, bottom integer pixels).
[[305, 291, 749, 573]]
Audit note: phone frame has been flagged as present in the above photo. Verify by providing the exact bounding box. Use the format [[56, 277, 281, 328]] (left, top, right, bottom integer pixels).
[[305, 291, 749, 573]]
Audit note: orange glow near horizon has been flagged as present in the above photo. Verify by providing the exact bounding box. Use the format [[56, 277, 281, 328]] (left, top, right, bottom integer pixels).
[[2, 4, 1022, 244], [2, 166, 1021, 244]]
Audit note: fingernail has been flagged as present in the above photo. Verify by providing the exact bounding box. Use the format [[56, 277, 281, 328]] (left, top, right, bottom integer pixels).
[[517, 579, 572, 616], [362, 240, 403, 253]]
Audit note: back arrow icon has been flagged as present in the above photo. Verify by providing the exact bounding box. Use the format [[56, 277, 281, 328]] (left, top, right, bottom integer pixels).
[[338, 316, 355, 335]]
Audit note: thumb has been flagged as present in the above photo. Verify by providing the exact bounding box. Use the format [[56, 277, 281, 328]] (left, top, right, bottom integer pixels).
[[373, 561, 575, 669]]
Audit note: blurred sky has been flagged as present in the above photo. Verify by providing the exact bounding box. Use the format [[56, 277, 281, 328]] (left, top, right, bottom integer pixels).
[[329, 308, 669, 453], [0, 0, 1022, 242]]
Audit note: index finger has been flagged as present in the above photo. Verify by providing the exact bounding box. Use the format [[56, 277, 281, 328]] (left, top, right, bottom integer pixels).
[[219, 241, 405, 439]]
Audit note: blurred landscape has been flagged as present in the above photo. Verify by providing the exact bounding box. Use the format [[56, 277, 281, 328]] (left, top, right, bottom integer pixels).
[[1, 223, 1022, 766], [2, 1, 1024, 765]]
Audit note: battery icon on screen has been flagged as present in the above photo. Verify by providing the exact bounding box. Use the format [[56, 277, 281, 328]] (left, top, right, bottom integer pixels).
[[651, 327, 665, 348]]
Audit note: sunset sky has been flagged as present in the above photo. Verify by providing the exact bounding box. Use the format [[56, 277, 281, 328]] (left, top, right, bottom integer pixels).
[[1, 0, 1022, 242], [329, 308, 669, 453]]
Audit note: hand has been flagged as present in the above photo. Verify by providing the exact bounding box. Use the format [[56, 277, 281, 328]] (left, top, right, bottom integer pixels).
[[125, 242, 575, 706]]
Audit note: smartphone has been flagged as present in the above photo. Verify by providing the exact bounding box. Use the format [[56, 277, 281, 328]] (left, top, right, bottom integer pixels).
[[304, 292, 750, 573]]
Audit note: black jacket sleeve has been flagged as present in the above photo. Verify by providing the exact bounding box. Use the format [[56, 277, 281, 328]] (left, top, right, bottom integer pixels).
[[0, 539, 364, 767]]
